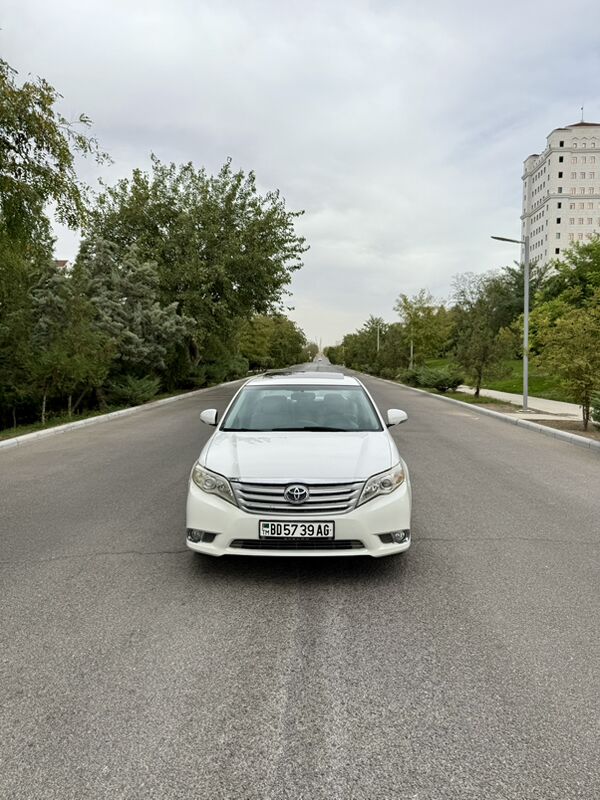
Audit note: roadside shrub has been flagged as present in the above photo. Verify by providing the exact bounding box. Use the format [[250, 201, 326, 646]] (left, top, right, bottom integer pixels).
[[397, 365, 464, 392], [422, 365, 464, 393], [107, 375, 161, 406], [226, 355, 250, 380], [397, 367, 421, 386], [378, 367, 397, 380]]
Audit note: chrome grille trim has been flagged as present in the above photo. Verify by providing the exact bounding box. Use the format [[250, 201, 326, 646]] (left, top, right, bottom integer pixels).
[[231, 481, 363, 515]]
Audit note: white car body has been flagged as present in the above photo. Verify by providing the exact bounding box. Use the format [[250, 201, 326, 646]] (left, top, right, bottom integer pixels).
[[186, 372, 412, 557]]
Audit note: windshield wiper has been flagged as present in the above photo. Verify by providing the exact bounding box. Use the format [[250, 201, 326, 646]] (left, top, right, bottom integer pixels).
[[270, 426, 347, 432]]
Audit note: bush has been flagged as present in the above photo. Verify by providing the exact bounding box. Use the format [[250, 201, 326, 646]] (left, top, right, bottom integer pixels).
[[397, 365, 464, 392], [107, 375, 161, 406], [421, 365, 464, 393], [397, 367, 421, 386], [378, 367, 397, 379], [592, 393, 600, 430]]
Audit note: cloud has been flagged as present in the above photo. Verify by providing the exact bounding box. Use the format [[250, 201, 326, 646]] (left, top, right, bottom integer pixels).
[[3, 0, 600, 344]]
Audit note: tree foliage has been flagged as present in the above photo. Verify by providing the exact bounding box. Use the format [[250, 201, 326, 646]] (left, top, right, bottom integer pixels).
[[84, 157, 307, 357], [238, 315, 307, 371], [0, 58, 107, 250]]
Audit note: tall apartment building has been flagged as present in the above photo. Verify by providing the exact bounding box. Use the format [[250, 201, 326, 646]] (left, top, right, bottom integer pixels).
[[521, 121, 600, 264]]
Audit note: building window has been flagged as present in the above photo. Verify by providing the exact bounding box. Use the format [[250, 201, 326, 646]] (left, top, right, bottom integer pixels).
[[556, 217, 561, 223], [578, 218, 584, 224], [570, 203, 575, 209], [580, 172, 586, 179], [571, 172, 577, 179], [590, 172, 596, 179], [580, 188, 586, 194], [558, 187, 563, 193], [580, 202, 585, 209], [573, 143, 578, 148], [569, 233, 574, 241], [556, 232, 560, 239], [589, 188, 594, 194], [578, 233, 583, 240], [569, 218, 575, 224], [589, 202, 594, 209], [588, 218, 593, 224], [558, 172, 563, 178], [591, 156, 596, 163], [557, 202, 562, 208], [559, 155, 564, 162], [555, 247, 560, 254], [559, 141, 564, 147]]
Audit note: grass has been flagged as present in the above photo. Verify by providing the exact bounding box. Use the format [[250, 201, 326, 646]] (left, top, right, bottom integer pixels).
[[421, 388, 516, 407], [0, 388, 195, 442], [425, 358, 571, 403]]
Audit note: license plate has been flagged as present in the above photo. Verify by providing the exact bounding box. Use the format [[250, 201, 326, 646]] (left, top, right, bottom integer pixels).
[[259, 521, 335, 539]]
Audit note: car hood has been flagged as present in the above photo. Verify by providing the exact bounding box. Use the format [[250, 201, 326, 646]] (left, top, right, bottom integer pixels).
[[201, 431, 396, 482]]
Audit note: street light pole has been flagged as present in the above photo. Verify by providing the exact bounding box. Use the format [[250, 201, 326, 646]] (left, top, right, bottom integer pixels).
[[491, 234, 530, 413]]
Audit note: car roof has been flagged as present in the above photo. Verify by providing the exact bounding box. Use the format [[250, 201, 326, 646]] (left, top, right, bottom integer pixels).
[[245, 370, 361, 387]]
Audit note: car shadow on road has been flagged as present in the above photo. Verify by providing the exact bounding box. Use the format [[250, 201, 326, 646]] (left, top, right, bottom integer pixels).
[[187, 549, 410, 588]]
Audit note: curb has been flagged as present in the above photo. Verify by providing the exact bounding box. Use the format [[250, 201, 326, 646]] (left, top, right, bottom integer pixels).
[[0, 378, 246, 452], [366, 375, 600, 454]]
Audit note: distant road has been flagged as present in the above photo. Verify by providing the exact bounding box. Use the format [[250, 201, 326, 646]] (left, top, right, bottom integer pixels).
[[1, 366, 599, 799]]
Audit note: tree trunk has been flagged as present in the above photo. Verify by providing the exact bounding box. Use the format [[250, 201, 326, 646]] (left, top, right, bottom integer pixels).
[[12, 407, 17, 430], [96, 385, 107, 410], [41, 392, 47, 425], [583, 403, 590, 431], [67, 394, 72, 418], [72, 388, 87, 414]]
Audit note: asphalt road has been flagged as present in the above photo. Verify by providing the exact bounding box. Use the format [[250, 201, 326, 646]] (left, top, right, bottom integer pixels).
[[1, 367, 599, 800]]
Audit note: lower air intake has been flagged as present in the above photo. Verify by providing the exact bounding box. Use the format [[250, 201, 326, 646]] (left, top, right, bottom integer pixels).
[[229, 539, 365, 550]]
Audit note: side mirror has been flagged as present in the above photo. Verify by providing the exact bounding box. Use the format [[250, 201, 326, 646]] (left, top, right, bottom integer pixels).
[[386, 409, 408, 427], [200, 409, 219, 426]]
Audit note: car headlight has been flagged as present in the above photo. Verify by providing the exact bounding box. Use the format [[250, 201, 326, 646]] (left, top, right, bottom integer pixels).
[[358, 464, 405, 507], [191, 463, 238, 506]]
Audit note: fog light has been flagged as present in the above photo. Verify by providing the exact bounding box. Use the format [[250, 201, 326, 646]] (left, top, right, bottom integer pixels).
[[187, 529, 217, 544], [392, 530, 410, 544]]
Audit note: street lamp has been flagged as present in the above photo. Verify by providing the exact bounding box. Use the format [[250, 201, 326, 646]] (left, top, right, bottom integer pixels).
[[490, 234, 530, 412]]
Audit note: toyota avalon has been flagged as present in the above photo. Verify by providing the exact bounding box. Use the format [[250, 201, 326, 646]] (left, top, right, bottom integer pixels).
[[186, 372, 411, 556]]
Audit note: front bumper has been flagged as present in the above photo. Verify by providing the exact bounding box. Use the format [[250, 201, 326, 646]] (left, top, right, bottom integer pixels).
[[185, 480, 412, 557]]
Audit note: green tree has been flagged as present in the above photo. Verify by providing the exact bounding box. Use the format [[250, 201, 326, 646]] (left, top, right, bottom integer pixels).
[[30, 265, 113, 422], [302, 341, 319, 362], [76, 239, 193, 380], [0, 57, 107, 250], [394, 290, 447, 367], [452, 273, 509, 396], [539, 238, 600, 307], [0, 57, 106, 428], [238, 314, 307, 370], [83, 157, 307, 371], [532, 292, 600, 429]]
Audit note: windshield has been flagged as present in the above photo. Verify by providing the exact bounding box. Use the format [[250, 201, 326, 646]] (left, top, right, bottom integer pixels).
[[221, 385, 382, 432]]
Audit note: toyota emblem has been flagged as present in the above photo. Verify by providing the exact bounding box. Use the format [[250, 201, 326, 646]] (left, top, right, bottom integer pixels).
[[284, 484, 310, 504]]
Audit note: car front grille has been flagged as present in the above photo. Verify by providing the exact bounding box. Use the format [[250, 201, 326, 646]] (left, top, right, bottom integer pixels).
[[231, 481, 363, 515], [229, 539, 365, 550]]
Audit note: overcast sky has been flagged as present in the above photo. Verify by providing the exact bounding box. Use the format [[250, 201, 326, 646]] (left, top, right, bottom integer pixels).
[[3, 0, 600, 344]]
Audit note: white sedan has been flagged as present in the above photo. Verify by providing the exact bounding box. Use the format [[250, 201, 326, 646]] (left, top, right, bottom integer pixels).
[[186, 372, 411, 557]]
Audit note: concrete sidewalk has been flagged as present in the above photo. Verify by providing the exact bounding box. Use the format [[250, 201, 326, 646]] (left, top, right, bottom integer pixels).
[[459, 385, 581, 418]]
